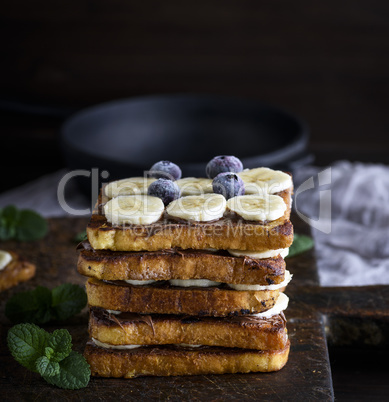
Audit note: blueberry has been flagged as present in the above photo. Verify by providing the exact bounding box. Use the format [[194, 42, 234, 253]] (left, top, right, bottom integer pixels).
[[149, 160, 182, 181], [148, 178, 180, 205], [212, 172, 245, 199], [206, 155, 243, 179]]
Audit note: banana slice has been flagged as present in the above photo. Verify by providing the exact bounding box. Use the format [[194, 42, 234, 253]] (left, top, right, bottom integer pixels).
[[169, 279, 221, 287], [92, 338, 141, 350], [106, 310, 121, 315], [250, 293, 289, 318], [0, 250, 12, 271], [166, 194, 226, 222], [104, 177, 156, 198], [228, 270, 292, 291], [179, 344, 202, 348], [124, 279, 157, 286], [227, 194, 286, 222], [228, 248, 289, 259], [176, 177, 213, 196], [238, 167, 292, 195], [104, 195, 164, 225]]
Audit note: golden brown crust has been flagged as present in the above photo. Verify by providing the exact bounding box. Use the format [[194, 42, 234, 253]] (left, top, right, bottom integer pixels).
[[0, 251, 36, 292], [87, 189, 293, 251], [78, 247, 285, 285], [86, 278, 279, 317], [89, 308, 288, 350], [84, 340, 290, 377]]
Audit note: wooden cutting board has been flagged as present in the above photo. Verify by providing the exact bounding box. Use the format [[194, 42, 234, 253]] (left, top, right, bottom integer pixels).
[[0, 215, 341, 400]]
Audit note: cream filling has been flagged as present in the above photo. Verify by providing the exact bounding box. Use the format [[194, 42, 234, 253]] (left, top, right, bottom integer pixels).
[[0, 250, 12, 271], [92, 338, 203, 350], [249, 292, 289, 319], [228, 270, 292, 291], [228, 247, 289, 259]]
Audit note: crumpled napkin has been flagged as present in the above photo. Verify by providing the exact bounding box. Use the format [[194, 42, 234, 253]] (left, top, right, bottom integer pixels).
[[293, 161, 389, 286], [0, 169, 90, 217]]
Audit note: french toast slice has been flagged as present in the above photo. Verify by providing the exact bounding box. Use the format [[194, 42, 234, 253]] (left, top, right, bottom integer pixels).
[[84, 340, 290, 377], [89, 307, 288, 350], [86, 278, 279, 317], [87, 188, 293, 252], [78, 244, 285, 285], [0, 251, 36, 292]]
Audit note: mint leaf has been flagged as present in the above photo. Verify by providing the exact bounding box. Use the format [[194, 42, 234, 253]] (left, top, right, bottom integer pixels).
[[2, 205, 19, 224], [47, 329, 72, 362], [0, 205, 47, 242], [73, 230, 87, 243], [52, 284, 87, 321], [5, 286, 53, 324], [0, 206, 17, 240], [0, 223, 10, 240], [1, 205, 19, 239], [7, 323, 49, 372], [15, 209, 48, 241], [5, 284, 87, 324], [43, 351, 91, 390], [287, 233, 314, 258], [36, 356, 60, 377]]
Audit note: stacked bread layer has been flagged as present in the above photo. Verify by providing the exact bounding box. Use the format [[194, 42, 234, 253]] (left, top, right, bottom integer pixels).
[[78, 178, 293, 378]]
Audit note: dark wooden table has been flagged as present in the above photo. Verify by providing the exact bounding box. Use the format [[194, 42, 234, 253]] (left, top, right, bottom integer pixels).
[[1, 215, 388, 400]]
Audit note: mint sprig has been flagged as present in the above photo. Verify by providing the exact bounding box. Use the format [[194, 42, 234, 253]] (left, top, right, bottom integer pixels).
[[0, 205, 48, 241], [5, 284, 87, 324], [287, 233, 314, 258], [7, 323, 90, 389]]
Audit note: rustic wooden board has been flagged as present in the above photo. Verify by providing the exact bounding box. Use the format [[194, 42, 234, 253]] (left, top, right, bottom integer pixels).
[[0, 216, 334, 401]]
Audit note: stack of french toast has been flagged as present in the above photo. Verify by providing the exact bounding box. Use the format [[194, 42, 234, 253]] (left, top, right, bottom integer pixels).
[[77, 156, 294, 377]]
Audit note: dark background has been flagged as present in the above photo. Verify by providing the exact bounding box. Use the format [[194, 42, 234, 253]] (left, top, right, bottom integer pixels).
[[1, 1, 389, 191], [1, 1, 389, 399]]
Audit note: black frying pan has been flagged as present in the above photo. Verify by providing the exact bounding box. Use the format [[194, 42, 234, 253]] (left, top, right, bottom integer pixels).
[[61, 94, 310, 182]]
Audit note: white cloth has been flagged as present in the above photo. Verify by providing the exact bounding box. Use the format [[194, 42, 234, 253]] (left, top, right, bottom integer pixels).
[[293, 161, 389, 286], [1, 161, 389, 286], [0, 170, 90, 217]]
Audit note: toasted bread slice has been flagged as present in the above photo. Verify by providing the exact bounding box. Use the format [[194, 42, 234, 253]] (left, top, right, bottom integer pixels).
[[0, 251, 36, 292], [84, 340, 290, 377], [86, 278, 279, 317], [89, 307, 288, 350], [87, 189, 293, 252], [78, 245, 285, 285]]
